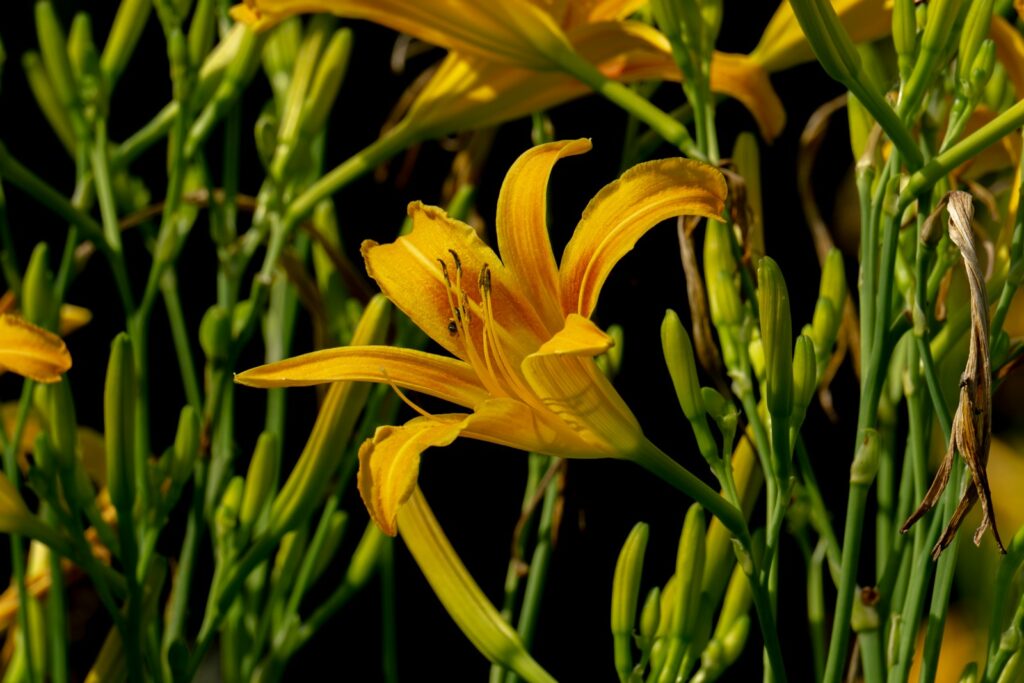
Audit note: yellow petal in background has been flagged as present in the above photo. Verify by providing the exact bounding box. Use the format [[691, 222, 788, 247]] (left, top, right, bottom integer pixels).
[[397, 488, 556, 683], [559, 158, 727, 317], [358, 415, 467, 536], [496, 138, 592, 332], [0, 314, 71, 383], [991, 16, 1024, 100], [57, 303, 92, 337]]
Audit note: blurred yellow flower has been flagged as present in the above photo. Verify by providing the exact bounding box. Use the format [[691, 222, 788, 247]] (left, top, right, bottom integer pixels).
[[232, 0, 786, 140], [236, 138, 727, 535], [0, 314, 72, 383]]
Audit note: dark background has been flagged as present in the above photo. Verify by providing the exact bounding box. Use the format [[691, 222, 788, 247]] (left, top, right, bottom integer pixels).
[[0, 3, 860, 680]]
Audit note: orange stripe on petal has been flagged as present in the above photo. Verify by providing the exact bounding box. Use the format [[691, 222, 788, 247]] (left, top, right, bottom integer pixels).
[[358, 415, 467, 536], [496, 139, 592, 333], [558, 158, 727, 318], [234, 346, 488, 409], [0, 315, 71, 383]]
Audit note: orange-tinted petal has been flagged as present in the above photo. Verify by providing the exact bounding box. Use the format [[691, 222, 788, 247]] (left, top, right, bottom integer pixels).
[[358, 414, 467, 536], [496, 139, 592, 333], [521, 350, 643, 458], [559, 158, 727, 317], [561, 0, 647, 29], [363, 202, 550, 367], [991, 16, 1024, 100], [0, 315, 71, 383], [534, 313, 613, 356], [232, 0, 575, 71], [235, 345, 489, 409]]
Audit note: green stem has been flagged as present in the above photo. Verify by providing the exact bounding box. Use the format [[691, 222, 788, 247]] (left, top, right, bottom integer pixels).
[[160, 269, 203, 412], [42, 505, 68, 683]]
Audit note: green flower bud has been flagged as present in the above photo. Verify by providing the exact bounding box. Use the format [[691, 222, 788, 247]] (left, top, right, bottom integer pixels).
[[819, 248, 847, 314], [921, 0, 963, 57], [171, 405, 199, 486], [699, 387, 728, 421], [984, 63, 1009, 113], [188, 0, 216, 70], [786, 0, 863, 85], [42, 380, 77, 470], [232, 298, 255, 340], [659, 504, 706, 683], [718, 614, 750, 668], [791, 335, 818, 427], [596, 324, 625, 380], [22, 51, 75, 153], [958, 0, 994, 88], [703, 220, 738, 280], [714, 563, 752, 639], [662, 309, 705, 421], [850, 428, 879, 485], [851, 589, 880, 632], [968, 39, 997, 97], [271, 529, 308, 589], [199, 305, 230, 360], [731, 133, 763, 261], [340, 523, 385, 593], [32, 430, 58, 478], [958, 662, 978, 683], [611, 522, 649, 682], [100, 0, 151, 88], [810, 300, 837, 364], [240, 431, 280, 535], [215, 475, 245, 542], [747, 334, 765, 383], [22, 242, 54, 326], [638, 586, 662, 656], [301, 28, 352, 137], [757, 257, 793, 420], [68, 13, 99, 95], [892, 0, 917, 80], [309, 510, 349, 583], [35, 1, 79, 112], [104, 333, 135, 515], [261, 18, 302, 101]]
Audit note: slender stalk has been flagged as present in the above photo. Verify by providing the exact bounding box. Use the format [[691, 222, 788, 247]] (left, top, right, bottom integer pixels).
[[42, 507, 68, 683]]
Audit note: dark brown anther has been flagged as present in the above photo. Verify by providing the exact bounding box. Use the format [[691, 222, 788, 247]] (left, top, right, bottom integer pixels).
[[448, 249, 462, 276], [479, 263, 492, 293], [447, 319, 458, 336], [438, 258, 451, 286]]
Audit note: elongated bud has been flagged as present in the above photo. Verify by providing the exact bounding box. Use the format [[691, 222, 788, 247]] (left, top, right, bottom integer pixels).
[[309, 510, 349, 583], [68, 13, 97, 87], [704, 223, 743, 328], [968, 40, 997, 96], [42, 380, 76, 470], [271, 529, 308, 588], [698, 614, 750, 681], [199, 305, 230, 360], [732, 133, 764, 261], [638, 586, 662, 657], [892, 0, 917, 80], [922, 0, 963, 58], [958, 0, 993, 88], [101, 0, 151, 87], [104, 333, 135, 514], [786, 0, 863, 84], [261, 18, 301, 99], [188, 0, 216, 69], [659, 504, 706, 683], [171, 405, 199, 485], [23, 51, 75, 152], [22, 242, 54, 326], [300, 28, 352, 136], [240, 431, 279, 534], [611, 522, 649, 683], [757, 257, 793, 419], [792, 335, 818, 427], [699, 387, 728, 421], [714, 563, 752, 638], [268, 295, 390, 537], [662, 310, 705, 421], [811, 250, 846, 363], [35, 1, 79, 112]]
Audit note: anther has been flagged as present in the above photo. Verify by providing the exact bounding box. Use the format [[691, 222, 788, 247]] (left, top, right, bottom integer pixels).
[[438, 259, 451, 285], [447, 319, 458, 336], [448, 249, 462, 276], [479, 263, 492, 293]]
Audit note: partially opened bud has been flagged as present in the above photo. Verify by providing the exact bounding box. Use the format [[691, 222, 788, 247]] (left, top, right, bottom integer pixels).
[[611, 522, 649, 682], [757, 257, 793, 420], [662, 310, 705, 421]]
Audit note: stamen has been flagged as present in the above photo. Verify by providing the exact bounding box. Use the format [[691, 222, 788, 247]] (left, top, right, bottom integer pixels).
[[438, 259, 451, 286], [381, 368, 435, 419]]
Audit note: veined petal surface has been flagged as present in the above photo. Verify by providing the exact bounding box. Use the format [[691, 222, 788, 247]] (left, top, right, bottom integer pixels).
[[559, 158, 727, 317], [0, 315, 71, 383]]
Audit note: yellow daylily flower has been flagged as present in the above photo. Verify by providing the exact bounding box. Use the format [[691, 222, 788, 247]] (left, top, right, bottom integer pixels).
[[0, 314, 72, 383], [237, 139, 729, 536], [232, 0, 786, 140]]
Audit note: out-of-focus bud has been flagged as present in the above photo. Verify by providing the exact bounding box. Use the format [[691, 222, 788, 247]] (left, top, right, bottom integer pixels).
[[791, 335, 818, 428], [786, 0, 863, 85], [715, 563, 752, 638], [659, 504, 706, 683], [308, 510, 349, 583], [199, 305, 230, 360], [188, 0, 216, 70], [68, 13, 99, 88], [638, 586, 662, 657], [958, 662, 979, 683], [300, 28, 352, 137], [983, 63, 1009, 112], [757, 257, 793, 420], [271, 529, 308, 589], [697, 614, 750, 681], [214, 475, 244, 542], [261, 18, 301, 102], [699, 387, 728, 421], [35, 1, 79, 114], [101, 0, 151, 87], [104, 333, 135, 515], [662, 310, 705, 421], [850, 428, 880, 485], [171, 405, 199, 486], [958, 0, 994, 89], [596, 324, 625, 379], [22, 51, 75, 153], [42, 380, 76, 470], [731, 133, 763, 262], [22, 243, 54, 326], [892, 0, 917, 80], [968, 39, 997, 97], [811, 249, 845, 366], [239, 431, 280, 535], [748, 334, 765, 383], [611, 522, 649, 683]]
